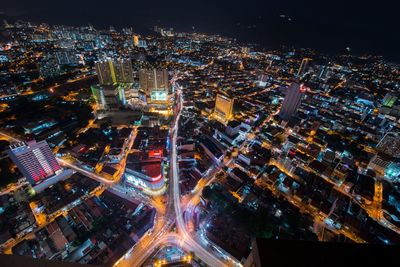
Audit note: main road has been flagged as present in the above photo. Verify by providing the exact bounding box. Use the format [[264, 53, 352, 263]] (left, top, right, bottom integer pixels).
[[0, 84, 239, 266], [170, 89, 228, 267], [113, 85, 231, 267]]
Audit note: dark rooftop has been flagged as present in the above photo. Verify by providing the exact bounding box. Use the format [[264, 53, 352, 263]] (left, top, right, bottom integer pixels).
[[246, 238, 400, 267]]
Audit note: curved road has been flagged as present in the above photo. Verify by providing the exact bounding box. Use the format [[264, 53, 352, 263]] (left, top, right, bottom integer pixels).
[[0, 85, 237, 267]]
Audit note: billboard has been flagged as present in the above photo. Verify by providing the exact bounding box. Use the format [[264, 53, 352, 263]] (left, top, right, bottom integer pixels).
[[151, 90, 168, 102]]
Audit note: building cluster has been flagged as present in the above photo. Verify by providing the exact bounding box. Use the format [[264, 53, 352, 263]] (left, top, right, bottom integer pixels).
[[151, 32, 400, 259], [124, 126, 168, 193], [0, 173, 155, 265], [0, 17, 399, 266], [92, 57, 172, 114]]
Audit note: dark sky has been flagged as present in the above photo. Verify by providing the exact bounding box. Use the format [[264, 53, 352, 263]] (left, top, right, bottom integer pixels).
[[1, 0, 399, 60]]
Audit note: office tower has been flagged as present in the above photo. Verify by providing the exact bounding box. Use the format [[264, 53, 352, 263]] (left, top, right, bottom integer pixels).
[[279, 83, 305, 120], [113, 58, 134, 83], [8, 140, 62, 185], [91, 85, 121, 110], [214, 94, 234, 123], [297, 58, 311, 77], [133, 35, 139, 47], [95, 59, 115, 85], [139, 69, 169, 94], [91, 85, 106, 109], [95, 58, 134, 85]]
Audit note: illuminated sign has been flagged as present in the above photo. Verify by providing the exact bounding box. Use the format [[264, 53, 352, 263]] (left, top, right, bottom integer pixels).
[[125, 174, 147, 188], [150, 174, 163, 182], [149, 150, 163, 158], [151, 90, 167, 101]]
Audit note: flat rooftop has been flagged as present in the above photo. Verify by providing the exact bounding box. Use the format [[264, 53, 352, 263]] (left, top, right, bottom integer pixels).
[[247, 238, 400, 267]]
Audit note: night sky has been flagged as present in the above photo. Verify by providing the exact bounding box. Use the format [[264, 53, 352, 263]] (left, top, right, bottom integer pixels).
[[1, 0, 399, 60]]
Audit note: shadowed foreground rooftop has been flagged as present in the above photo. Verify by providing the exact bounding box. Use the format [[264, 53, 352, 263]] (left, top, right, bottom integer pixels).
[[245, 238, 400, 267]]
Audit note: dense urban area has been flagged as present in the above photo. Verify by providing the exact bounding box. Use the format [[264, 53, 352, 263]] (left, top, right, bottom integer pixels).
[[0, 19, 399, 267]]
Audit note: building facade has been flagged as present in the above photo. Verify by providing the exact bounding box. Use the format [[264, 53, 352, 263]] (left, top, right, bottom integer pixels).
[[139, 69, 169, 94], [124, 151, 165, 193], [95, 58, 134, 85], [279, 83, 305, 121], [214, 94, 234, 123], [91, 84, 126, 110], [8, 140, 62, 185]]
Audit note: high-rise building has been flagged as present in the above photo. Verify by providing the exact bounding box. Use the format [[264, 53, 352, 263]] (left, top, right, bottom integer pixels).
[[113, 58, 134, 83], [297, 58, 311, 77], [91, 84, 126, 110], [139, 68, 169, 95], [214, 94, 234, 123], [95, 58, 134, 85], [279, 83, 305, 120], [118, 85, 127, 106], [133, 35, 139, 47], [95, 59, 115, 85], [8, 140, 62, 185]]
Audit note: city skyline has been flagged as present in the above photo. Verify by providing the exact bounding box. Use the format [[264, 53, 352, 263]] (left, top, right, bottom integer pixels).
[[1, 0, 399, 61], [0, 5, 399, 267]]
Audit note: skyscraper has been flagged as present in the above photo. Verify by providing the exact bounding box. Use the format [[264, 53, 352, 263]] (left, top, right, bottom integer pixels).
[[214, 94, 234, 123], [279, 83, 305, 120], [91, 84, 124, 110], [91, 85, 106, 109], [133, 35, 139, 47], [139, 69, 169, 99], [113, 58, 134, 83], [95, 58, 134, 85], [297, 58, 311, 77], [8, 140, 62, 185], [95, 58, 115, 85]]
